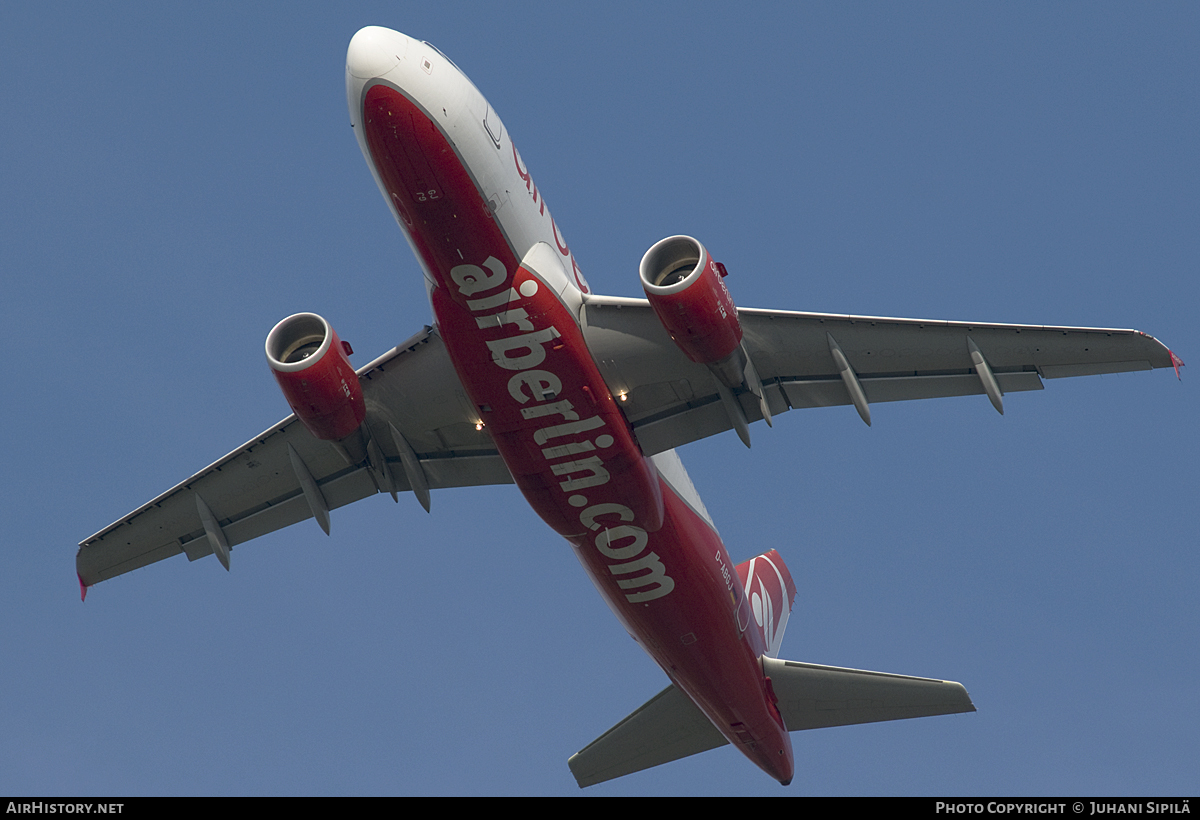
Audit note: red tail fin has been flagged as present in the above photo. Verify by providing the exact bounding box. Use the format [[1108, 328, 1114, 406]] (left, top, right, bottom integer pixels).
[[735, 550, 797, 658]]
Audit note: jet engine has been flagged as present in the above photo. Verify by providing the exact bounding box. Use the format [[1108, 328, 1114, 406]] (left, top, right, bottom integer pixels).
[[639, 235, 742, 365], [266, 313, 366, 441], [641, 235, 773, 447]]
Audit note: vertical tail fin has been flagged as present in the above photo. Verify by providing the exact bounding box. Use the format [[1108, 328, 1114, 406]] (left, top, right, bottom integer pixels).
[[735, 549, 797, 658]]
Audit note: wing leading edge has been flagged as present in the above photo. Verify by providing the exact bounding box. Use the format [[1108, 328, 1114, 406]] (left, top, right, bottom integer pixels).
[[76, 327, 512, 590], [581, 296, 1178, 455]]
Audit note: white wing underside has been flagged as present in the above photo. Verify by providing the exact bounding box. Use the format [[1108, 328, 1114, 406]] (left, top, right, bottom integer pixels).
[[581, 295, 1175, 455], [78, 299, 1176, 586], [77, 327, 511, 586]]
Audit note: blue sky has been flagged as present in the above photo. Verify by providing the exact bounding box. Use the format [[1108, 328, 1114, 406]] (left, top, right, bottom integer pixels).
[[1, 2, 1195, 796]]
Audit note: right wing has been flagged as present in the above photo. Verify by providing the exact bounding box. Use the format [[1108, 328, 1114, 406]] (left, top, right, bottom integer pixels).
[[581, 296, 1179, 455], [76, 326, 511, 588]]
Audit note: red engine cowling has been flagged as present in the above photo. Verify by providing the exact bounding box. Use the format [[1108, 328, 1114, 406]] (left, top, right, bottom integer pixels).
[[266, 313, 365, 441], [639, 235, 742, 364]]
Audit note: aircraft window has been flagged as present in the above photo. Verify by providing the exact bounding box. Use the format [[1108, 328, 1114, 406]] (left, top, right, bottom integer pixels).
[[421, 41, 463, 74]]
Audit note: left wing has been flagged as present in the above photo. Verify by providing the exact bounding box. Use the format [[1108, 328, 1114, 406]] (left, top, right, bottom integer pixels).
[[581, 295, 1178, 455], [77, 326, 511, 590]]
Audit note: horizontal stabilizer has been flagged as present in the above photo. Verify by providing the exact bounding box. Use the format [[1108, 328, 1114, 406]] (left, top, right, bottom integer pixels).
[[569, 658, 974, 787], [761, 656, 975, 730], [568, 684, 725, 788]]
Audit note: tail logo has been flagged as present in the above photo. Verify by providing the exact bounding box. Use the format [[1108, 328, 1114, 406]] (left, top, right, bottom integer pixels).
[[744, 554, 790, 657]]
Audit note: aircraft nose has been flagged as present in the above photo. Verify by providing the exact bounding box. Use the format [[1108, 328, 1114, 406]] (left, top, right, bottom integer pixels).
[[346, 26, 409, 79]]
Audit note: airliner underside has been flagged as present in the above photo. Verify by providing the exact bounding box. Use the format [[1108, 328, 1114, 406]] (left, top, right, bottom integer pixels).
[[76, 26, 1179, 786]]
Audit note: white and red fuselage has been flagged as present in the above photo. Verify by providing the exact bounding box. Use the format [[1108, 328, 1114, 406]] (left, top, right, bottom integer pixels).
[[345, 26, 794, 783]]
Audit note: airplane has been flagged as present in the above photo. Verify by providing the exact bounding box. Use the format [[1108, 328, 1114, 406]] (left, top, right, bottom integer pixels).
[[75, 25, 1182, 788]]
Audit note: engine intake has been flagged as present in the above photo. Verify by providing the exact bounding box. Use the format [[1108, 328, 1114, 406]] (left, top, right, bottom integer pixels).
[[639, 235, 742, 364], [266, 313, 365, 441]]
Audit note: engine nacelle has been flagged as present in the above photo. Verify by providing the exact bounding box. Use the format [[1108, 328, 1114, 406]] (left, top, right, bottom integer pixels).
[[639, 235, 742, 364], [266, 313, 365, 441]]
